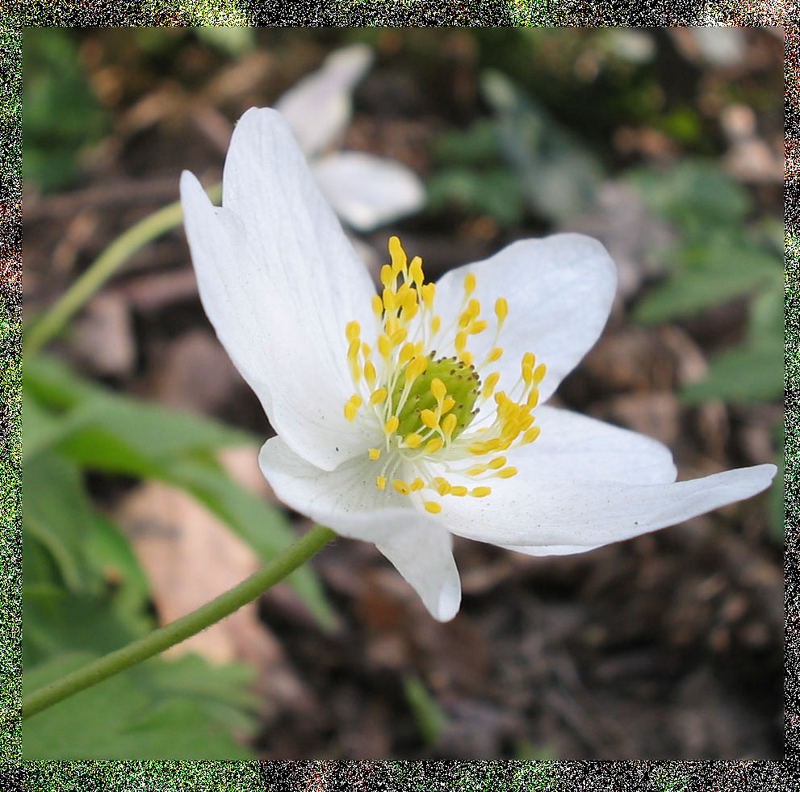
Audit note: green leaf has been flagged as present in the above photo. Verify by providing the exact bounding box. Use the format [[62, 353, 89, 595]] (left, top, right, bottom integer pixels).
[[427, 167, 525, 226], [24, 587, 147, 669], [627, 161, 751, 232], [23, 454, 97, 594], [24, 651, 256, 759], [403, 675, 448, 745], [681, 342, 782, 405], [634, 246, 775, 323], [85, 512, 152, 620], [481, 69, 603, 223]]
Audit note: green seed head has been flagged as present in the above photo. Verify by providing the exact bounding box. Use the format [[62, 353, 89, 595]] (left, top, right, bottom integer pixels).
[[391, 355, 480, 439]]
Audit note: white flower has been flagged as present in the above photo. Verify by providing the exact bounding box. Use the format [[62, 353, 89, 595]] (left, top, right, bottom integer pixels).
[[181, 108, 777, 622], [275, 44, 425, 232]]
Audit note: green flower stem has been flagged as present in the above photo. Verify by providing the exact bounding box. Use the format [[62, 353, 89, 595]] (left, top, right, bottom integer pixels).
[[25, 182, 222, 357], [23, 524, 336, 721]]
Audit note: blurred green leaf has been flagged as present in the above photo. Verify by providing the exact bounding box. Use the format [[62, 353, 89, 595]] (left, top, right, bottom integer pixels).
[[26, 355, 336, 630], [432, 120, 504, 166], [23, 454, 97, 594], [24, 651, 256, 759], [634, 235, 777, 323], [481, 69, 603, 223], [627, 161, 751, 234], [427, 167, 525, 226], [24, 587, 148, 669], [403, 675, 448, 746], [23, 29, 110, 192]]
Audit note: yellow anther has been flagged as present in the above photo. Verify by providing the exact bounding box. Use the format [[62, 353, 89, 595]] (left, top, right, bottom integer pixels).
[[523, 426, 541, 444], [372, 294, 384, 317], [401, 299, 418, 323], [364, 360, 377, 387], [344, 394, 362, 422], [426, 437, 444, 454], [533, 363, 547, 385], [431, 378, 447, 402], [467, 466, 487, 476], [390, 326, 408, 346], [404, 433, 423, 449], [383, 288, 397, 312], [450, 486, 468, 497], [496, 467, 518, 478], [410, 256, 424, 285], [482, 371, 500, 399], [347, 339, 360, 361], [488, 347, 503, 362], [380, 264, 394, 288], [406, 355, 428, 381], [346, 321, 361, 342], [368, 448, 381, 461], [469, 320, 488, 335], [424, 501, 442, 514], [455, 330, 468, 352], [459, 351, 474, 367], [526, 389, 539, 408], [378, 334, 392, 358], [442, 413, 457, 439], [389, 235, 407, 274], [385, 416, 399, 435], [485, 456, 504, 469], [441, 396, 456, 414], [421, 283, 435, 307], [370, 388, 388, 405], [464, 272, 476, 295], [411, 477, 425, 492], [420, 409, 438, 429], [376, 476, 387, 490], [393, 479, 411, 495], [431, 315, 441, 334], [400, 342, 416, 365], [495, 297, 508, 323], [434, 477, 451, 495], [471, 486, 492, 498]]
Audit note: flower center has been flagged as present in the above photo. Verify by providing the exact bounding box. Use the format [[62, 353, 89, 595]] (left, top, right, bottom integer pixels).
[[390, 354, 479, 440], [343, 236, 545, 514]]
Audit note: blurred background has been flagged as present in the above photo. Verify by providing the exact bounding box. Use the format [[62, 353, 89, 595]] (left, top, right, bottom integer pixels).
[[24, 28, 783, 760]]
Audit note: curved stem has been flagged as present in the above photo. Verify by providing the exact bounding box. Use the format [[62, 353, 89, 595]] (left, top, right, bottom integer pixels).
[[23, 524, 336, 721], [26, 182, 222, 357]]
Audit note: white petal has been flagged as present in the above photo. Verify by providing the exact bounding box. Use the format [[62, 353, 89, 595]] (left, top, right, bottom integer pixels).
[[275, 44, 373, 158], [512, 405, 677, 485], [259, 436, 461, 620], [312, 152, 426, 232], [189, 108, 380, 471], [432, 233, 616, 403], [435, 462, 776, 550]]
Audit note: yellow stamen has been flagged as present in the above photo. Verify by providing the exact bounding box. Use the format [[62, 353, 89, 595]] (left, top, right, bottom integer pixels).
[[496, 467, 518, 478], [487, 456, 506, 469], [404, 433, 423, 449], [368, 448, 381, 460], [450, 486, 468, 497], [420, 409, 438, 429], [411, 477, 425, 492], [431, 378, 447, 402], [434, 477, 451, 495], [464, 272, 476, 295], [426, 437, 444, 454], [385, 416, 399, 435], [369, 388, 387, 405], [488, 347, 503, 362], [376, 476, 387, 490], [495, 297, 508, 323], [393, 479, 411, 495], [471, 486, 492, 497], [424, 500, 442, 514]]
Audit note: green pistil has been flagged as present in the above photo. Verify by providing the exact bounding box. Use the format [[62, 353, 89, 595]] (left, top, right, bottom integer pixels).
[[391, 355, 480, 439]]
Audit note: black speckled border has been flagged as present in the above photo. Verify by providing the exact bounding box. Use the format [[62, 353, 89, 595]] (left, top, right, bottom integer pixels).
[[5, 3, 795, 788]]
